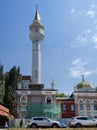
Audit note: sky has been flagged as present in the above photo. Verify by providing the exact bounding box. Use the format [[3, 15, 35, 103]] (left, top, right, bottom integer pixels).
[[0, 0, 97, 95]]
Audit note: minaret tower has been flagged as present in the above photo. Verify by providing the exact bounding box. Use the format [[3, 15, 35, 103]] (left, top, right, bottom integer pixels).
[[29, 6, 44, 84]]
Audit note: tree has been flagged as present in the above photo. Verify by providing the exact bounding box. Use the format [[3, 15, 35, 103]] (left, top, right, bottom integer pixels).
[[4, 66, 22, 117], [0, 64, 5, 103], [56, 92, 68, 97]]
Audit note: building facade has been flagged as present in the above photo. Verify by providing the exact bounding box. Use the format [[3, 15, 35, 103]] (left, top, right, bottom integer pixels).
[[16, 76, 59, 118], [56, 76, 97, 119], [56, 97, 75, 118], [73, 76, 97, 118]]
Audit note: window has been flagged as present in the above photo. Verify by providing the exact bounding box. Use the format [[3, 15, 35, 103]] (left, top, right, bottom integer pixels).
[[20, 96, 27, 106], [79, 100, 84, 110], [86, 100, 90, 110], [21, 106, 26, 111], [62, 104, 66, 111], [33, 118, 43, 121], [77, 117, 88, 120], [47, 96, 52, 103], [93, 100, 97, 110], [71, 104, 74, 111]]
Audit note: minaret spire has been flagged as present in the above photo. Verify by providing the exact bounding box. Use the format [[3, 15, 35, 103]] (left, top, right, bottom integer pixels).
[[34, 5, 40, 23]]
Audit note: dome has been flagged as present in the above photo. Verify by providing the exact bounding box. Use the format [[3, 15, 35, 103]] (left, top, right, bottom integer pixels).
[[76, 81, 93, 89], [76, 75, 94, 89]]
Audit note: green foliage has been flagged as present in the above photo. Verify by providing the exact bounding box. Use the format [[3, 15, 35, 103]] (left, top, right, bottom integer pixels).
[[3, 66, 22, 117], [20, 119, 23, 128], [56, 92, 68, 97], [0, 64, 3, 80], [0, 64, 5, 103]]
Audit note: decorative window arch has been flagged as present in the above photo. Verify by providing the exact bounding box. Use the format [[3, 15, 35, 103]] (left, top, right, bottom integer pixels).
[[20, 96, 27, 106], [93, 100, 97, 110], [45, 96, 52, 104], [85, 99, 91, 110], [79, 99, 84, 110]]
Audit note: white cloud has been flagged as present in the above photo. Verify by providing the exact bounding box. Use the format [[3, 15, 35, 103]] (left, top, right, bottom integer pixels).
[[72, 58, 81, 65], [70, 4, 97, 49], [75, 29, 91, 46], [71, 8, 75, 14], [69, 58, 97, 78], [70, 8, 83, 16], [71, 4, 96, 18], [92, 33, 97, 43], [76, 36, 88, 45], [75, 30, 97, 48], [72, 58, 87, 66], [92, 33, 97, 48], [86, 10, 95, 18]]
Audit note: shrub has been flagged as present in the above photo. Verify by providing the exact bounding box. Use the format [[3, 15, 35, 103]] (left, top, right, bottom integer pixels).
[[20, 119, 23, 128]]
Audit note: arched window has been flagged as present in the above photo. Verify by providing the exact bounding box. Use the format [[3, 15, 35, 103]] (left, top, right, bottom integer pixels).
[[79, 100, 84, 110], [62, 104, 66, 111], [93, 100, 97, 110], [46, 96, 52, 104], [86, 100, 90, 110], [71, 104, 74, 111], [20, 96, 27, 106]]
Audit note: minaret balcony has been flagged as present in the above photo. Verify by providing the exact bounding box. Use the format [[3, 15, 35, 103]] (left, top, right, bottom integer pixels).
[[30, 31, 44, 41]]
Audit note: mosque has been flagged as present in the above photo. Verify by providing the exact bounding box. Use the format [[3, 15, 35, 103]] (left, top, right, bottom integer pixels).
[[73, 75, 97, 117], [15, 7, 97, 119], [16, 7, 60, 119]]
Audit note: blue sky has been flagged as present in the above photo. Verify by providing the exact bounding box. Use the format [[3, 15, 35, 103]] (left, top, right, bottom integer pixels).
[[0, 0, 97, 94]]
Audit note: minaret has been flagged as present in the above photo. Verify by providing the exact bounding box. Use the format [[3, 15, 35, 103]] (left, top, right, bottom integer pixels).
[[29, 6, 44, 84]]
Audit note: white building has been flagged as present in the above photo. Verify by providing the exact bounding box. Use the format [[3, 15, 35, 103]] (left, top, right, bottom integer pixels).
[[16, 7, 59, 119], [72, 75, 97, 117]]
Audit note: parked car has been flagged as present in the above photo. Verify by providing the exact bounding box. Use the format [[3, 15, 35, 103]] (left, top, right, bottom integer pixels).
[[69, 116, 97, 128], [93, 117, 97, 121], [27, 117, 66, 128]]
